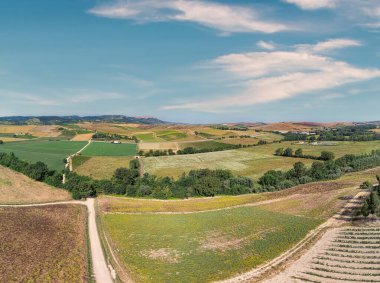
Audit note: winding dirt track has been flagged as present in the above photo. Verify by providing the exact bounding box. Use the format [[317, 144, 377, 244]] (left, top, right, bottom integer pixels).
[[0, 199, 114, 283]]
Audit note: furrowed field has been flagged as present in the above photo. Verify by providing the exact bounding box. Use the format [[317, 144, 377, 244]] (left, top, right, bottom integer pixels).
[[101, 206, 320, 283], [142, 141, 380, 179], [81, 142, 137, 157], [0, 140, 87, 171], [0, 205, 89, 282]]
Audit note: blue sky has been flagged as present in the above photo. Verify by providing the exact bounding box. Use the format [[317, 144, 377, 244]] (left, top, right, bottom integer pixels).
[[0, 0, 379, 123]]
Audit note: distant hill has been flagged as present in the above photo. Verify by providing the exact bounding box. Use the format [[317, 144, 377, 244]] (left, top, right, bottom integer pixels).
[[0, 115, 169, 125]]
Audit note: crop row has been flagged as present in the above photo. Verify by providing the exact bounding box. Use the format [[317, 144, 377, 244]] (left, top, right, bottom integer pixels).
[[331, 244, 380, 249], [312, 261, 380, 270], [326, 248, 380, 254], [303, 271, 380, 282], [333, 239, 380, 244], [311, 267, 380, 277], [324, 252, 380, 259], [316, 256, 380, 265]]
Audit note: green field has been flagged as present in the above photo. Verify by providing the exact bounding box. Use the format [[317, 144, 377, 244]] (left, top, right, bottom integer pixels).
[[102, 207, 320, 282], [135, 133, 164, 142], [81, 142, 137, 156], [142, 141, 380, 179], [0, 140, 87, 171], [156, 130, 187, 141]]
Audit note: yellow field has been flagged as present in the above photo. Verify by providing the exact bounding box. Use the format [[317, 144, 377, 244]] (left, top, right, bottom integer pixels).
[[74, 156, 134, 179], [71, 133, 93, 141], [0, 166, 71, 204], [0, 125, 61, 137]]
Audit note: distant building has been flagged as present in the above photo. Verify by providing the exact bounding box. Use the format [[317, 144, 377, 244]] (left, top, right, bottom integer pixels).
[[112, 141, 121, 144]]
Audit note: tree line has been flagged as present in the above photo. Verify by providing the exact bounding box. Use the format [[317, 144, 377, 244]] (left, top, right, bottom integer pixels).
[[275, 147, 335, 161], [140, 140, 270, 157], [280, 125, 380, 142], [2, 149, 380, 200]]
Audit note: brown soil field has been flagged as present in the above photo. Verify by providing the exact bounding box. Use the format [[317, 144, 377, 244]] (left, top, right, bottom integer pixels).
[[138, 142, 179, 151], [0, 166, 71, 204], [253, 122, 352, 132], [0, 205, 89, 282], [72, 133, 94, 141]]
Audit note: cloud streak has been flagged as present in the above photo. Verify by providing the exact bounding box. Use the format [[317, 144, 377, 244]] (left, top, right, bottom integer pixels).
[[163, 39, 380, 112], [89, 0, 290, 34]]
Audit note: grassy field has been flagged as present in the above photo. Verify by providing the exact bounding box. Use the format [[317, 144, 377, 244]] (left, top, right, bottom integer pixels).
[[0, 140, 87, 171], [97, 165, 380, 282], [101, 206, 320, 283], [142, 141, 380, 179], [74, 156, 134, 179], [81, 141, 137, 157], [0, 205, 89, 282], [142, 148, 314, 179], [0, 166, 71, 204]]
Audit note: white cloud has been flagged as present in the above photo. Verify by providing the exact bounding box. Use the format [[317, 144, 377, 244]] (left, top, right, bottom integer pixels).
[[163, 39, 380, 112], [283, 0, 336, 10], [296, 38, 361, 53], [89, 0, 290, 34], [257, 40, 276, 50]]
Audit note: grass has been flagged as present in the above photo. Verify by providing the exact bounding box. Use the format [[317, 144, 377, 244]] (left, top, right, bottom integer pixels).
[[101, 206, 320, 283], [135, 133, 164, 142], [81, 141, 137, 157], [0, 140, 87, 171], [142, 141, 380, 179], [0, 205, 89, 282], [156, 130, 187, 141], [142, 147, 314, 179], [0, 166, 71, 204], [74, 156, 134, 179], [178, 140, 236, 150]]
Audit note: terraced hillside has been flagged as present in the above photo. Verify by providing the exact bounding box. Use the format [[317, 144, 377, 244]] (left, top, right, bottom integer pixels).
[[267, 226, 380, 283]]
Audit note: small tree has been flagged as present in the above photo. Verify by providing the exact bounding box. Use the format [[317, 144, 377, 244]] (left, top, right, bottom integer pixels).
[[283, 147, 293, 157], [360, 181, 373, 190], [295, 148, 303, 157], [320, 151, 335, 161], [367, 191, 380, 215], [275, 148, 284, 156], [361, 202, 370, 218], [0, 140, 3, 144]]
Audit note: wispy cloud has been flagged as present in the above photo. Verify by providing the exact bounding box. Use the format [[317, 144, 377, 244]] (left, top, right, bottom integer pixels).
[[88, 0, 290, 34], [257, 40, 276, 50], [283, 0, 336, 10], [296, 38, 361, 53], [163, 39, 380, 112]]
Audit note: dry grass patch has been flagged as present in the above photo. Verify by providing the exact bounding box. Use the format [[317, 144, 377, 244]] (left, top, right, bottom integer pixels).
[[71, 133, 93, 141], [0, 166, 71, 204], [141, 248, 180, 263], [74, 156, 134, 179], [0, 205, 89, 282]]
